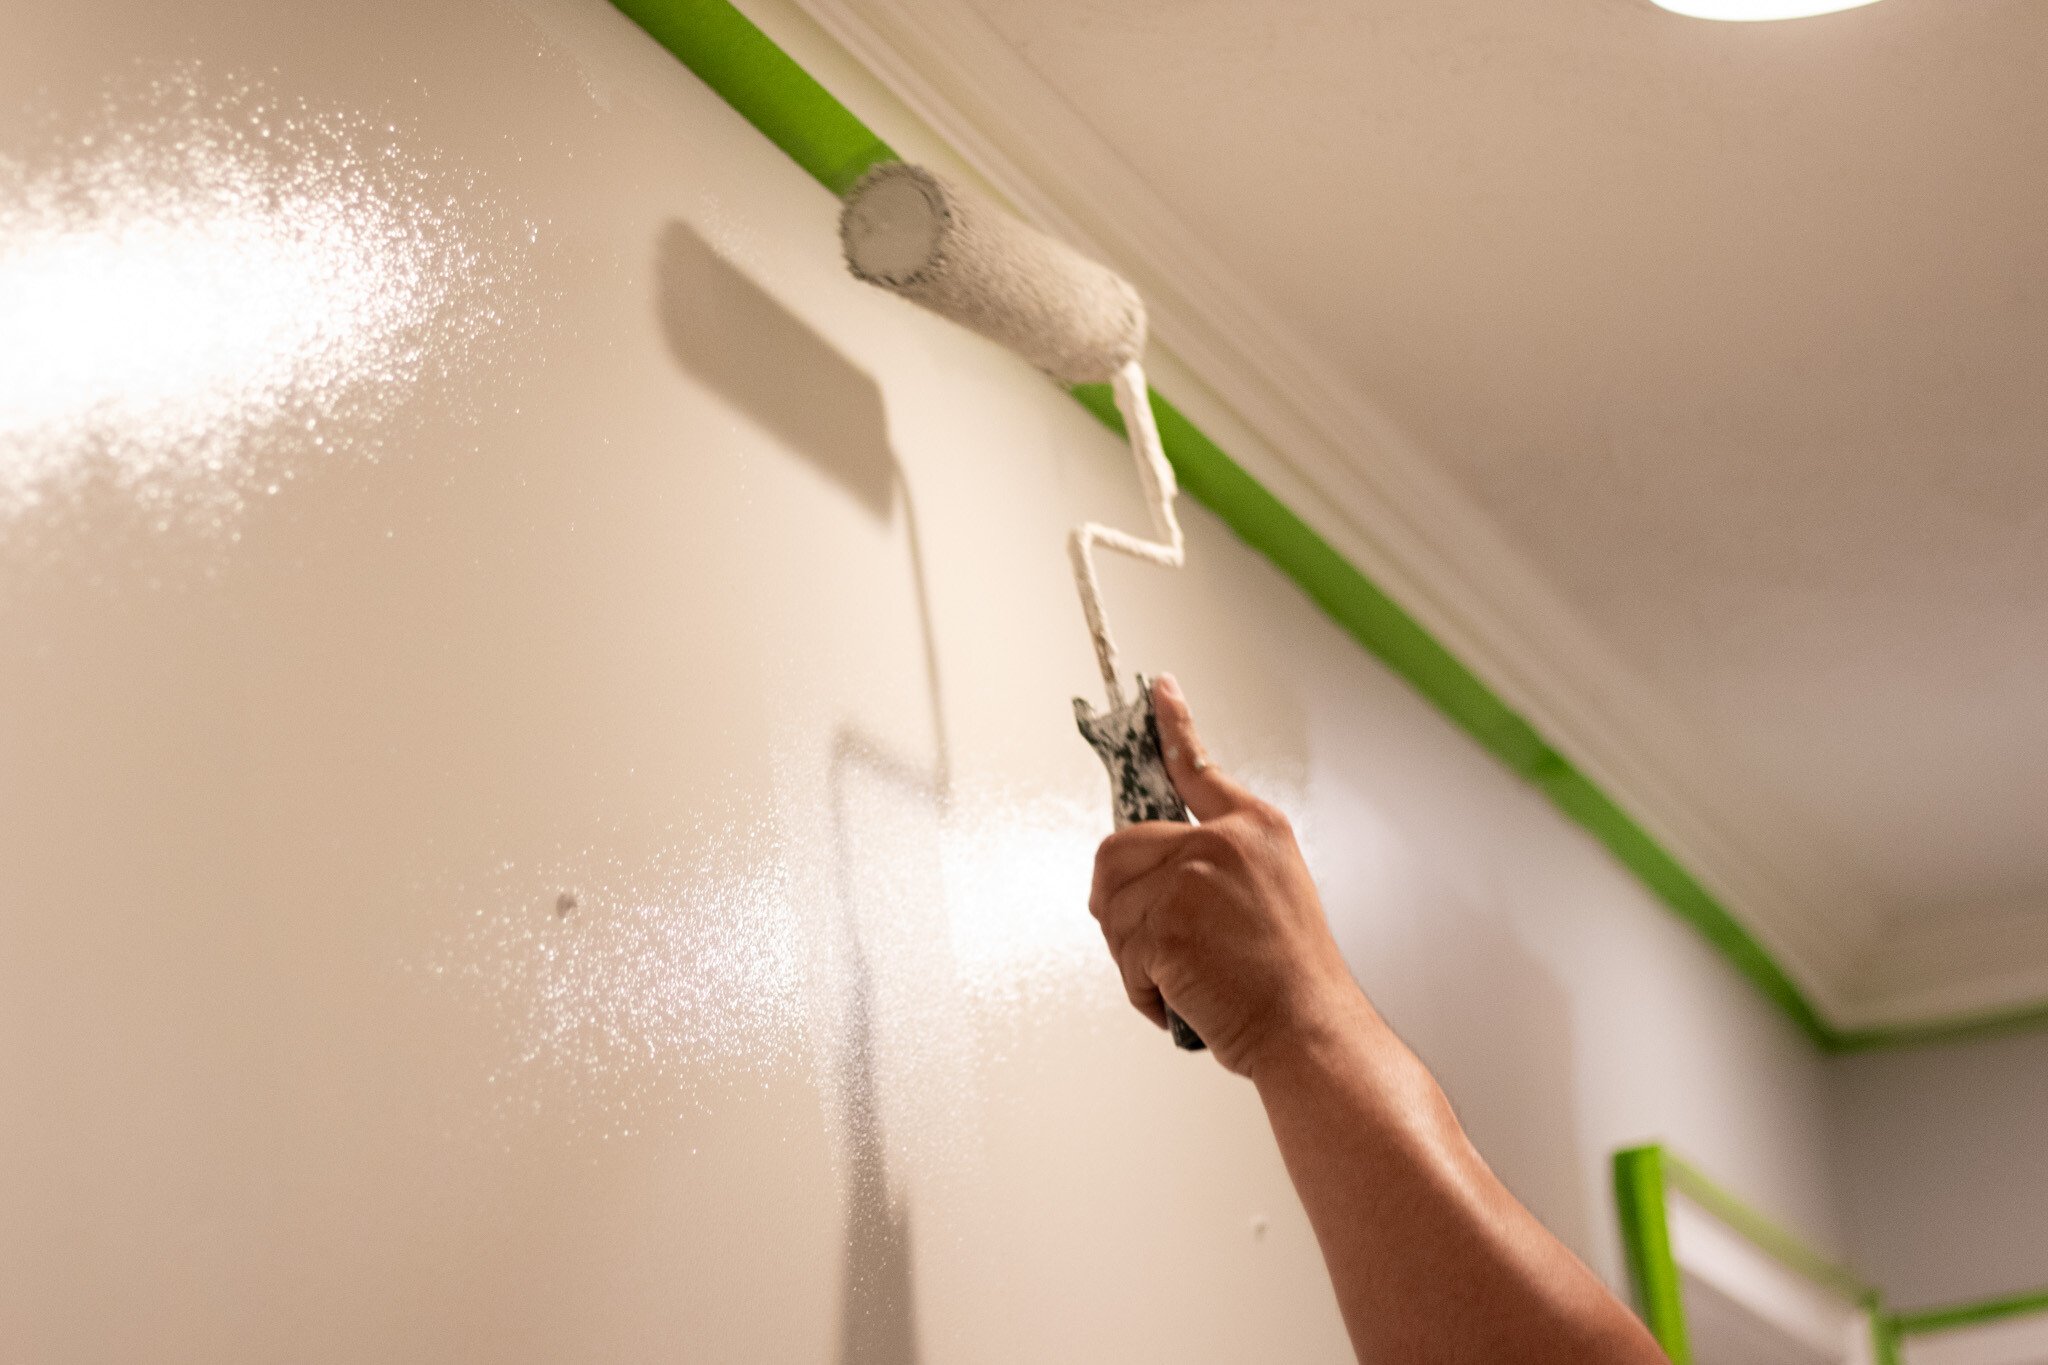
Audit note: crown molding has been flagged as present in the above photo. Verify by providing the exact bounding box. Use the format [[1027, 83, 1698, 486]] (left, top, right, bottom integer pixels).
[[1839, 898, 2048, 1032]]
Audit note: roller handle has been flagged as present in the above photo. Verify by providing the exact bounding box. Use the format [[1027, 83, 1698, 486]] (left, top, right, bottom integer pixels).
[[1073, 676, 1206, 1052], [1152, 801, 1206, 1052]]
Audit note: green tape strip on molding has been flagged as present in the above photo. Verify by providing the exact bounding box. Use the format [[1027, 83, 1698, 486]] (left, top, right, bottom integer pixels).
[[1663, 1153, 1872, 1304], [1618, 1144, 1910, 1363], [1872, 1315, 1905, 1365], [611, 0, 890, 194], [1617, 1143, 2048, 1359], [1893, 1286, 2048, 1336], [1613, 1146, 1691, 1363], [1835, 995, 2048, 1054], [610, 0, 2048, 1054]]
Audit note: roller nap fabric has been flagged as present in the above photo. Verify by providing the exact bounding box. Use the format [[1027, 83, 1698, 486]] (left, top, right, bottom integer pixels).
[[840, 162, 1144, 386]]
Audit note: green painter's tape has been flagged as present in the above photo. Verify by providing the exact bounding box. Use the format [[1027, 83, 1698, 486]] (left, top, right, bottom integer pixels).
[[608, 0, 893, 193], [1618, 1144, 1900, 1363], [1834, 997, 2048, 1054], [610, 0, 2048, 1052], [1628, 1158, 2048, 1361], [1613, 1146, 1690, 1363], [1872, 1309, 1905, 1365], [1664, 1154, 1871, 1303], [1893, 1286, 2048, 1336], [1535, 768, 1830, 1047]]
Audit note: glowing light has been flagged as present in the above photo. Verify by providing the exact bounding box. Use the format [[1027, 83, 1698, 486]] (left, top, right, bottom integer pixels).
[[0, 70, 510, 522], [1649, 0, 1886, 19], [939, 784, 1107, 1010]]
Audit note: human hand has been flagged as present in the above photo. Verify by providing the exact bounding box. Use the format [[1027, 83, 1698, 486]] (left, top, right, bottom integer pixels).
[[1088, 674, 1371, 1077]]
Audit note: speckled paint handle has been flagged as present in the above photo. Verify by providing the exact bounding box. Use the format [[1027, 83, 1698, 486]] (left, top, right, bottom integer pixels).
[[1073, 675, 1206, 1053]]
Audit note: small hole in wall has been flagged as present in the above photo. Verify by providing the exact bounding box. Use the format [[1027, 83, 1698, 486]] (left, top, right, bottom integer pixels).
[[555, 890, 579, 917]]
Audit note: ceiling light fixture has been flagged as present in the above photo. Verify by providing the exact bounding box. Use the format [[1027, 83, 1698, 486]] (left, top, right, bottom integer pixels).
[[1650, 0, 1886, 19]]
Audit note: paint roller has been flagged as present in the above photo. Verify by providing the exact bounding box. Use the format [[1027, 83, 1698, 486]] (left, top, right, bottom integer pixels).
[[840, 162, 1205, 1051]]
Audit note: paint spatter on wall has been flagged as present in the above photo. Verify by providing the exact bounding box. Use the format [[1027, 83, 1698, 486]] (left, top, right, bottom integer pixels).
[[421, 750, 1309, 1137], [940, 773, 1306, 1025], [0, 66, 527, 532], [428, 811, 806, 1130], [425, 781, 1124, 1137], [937, 784, 1110, 1023]]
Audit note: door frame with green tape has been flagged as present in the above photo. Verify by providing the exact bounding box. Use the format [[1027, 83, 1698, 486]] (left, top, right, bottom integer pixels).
[[1614, 1144, 1887, 1363], [1615, 1145, 2048, 1365]]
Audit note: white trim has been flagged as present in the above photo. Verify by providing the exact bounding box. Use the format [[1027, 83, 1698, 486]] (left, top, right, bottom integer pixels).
[[1841, 900, 2048, 1031], [1668, 1191, 1876, 1364]]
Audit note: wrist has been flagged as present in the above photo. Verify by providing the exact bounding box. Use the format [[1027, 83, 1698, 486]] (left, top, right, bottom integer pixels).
[[1240, 980, 1388, 1088], [1247, 990, 1453, 1166]]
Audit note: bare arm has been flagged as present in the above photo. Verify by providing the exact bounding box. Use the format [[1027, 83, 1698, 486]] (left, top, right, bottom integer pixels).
[[1088, 674, 1668, 1365]]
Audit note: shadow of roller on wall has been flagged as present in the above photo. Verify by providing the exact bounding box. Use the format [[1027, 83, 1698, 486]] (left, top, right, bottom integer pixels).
[[655, 219, 895, 520], [655, 219, 947, 1362], [655, 219, 953, 787], [829, 728, 935, 1365]]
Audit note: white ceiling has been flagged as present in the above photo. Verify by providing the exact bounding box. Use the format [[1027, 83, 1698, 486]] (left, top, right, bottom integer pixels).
[[788, 0, 2048, 1032]]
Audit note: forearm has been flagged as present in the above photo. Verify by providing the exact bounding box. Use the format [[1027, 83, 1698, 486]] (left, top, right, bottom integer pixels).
[[1089, 677, 1665, 1361], [1250, 992, 1666, 1365]]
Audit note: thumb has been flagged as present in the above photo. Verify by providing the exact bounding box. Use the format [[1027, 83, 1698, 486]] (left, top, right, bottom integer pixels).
[[1150, 674, 1254, 822]]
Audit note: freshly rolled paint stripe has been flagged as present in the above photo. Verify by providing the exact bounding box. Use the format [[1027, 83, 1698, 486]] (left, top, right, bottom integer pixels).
[[609, 0, 2048, 1054]]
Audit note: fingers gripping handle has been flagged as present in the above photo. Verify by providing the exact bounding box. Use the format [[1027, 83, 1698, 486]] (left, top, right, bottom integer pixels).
[[1073, 676, 1206, 1052]]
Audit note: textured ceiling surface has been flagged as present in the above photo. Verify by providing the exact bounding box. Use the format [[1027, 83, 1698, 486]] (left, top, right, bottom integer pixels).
[[936, 0, 2048, 972]]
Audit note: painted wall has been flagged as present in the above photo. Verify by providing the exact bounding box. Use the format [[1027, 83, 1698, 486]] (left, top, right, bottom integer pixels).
[[1832, 1029, 2048, 1310], [0, 0, 1842, 1360]]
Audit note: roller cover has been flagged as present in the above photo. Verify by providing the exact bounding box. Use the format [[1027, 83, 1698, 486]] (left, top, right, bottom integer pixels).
[[840, 162, 1145, 385]]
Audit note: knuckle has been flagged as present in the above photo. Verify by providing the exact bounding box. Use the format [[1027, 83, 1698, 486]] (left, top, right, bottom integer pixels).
[[1103, 917, 1135, 957], [1098, 826, 1147, 860], [1248, 799, 1291, 835], [1166, 859, 1217, 910], [1151, 911, 1192, 952], [1184, 826, 1238, 866]]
